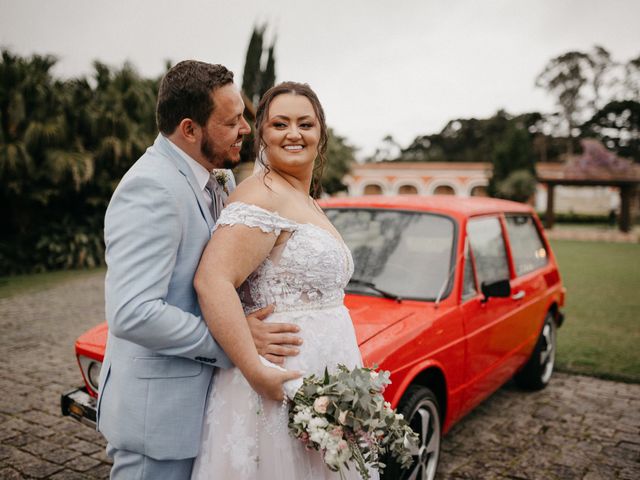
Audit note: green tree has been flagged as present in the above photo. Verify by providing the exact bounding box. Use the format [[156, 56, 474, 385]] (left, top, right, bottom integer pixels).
[[367, 134, 401, 162], [581, 100, 640, 162], [240, 24, 277, 164], [623, 54, 640, 100], [241, 24, 266, 105], [259, 43, 276, 99], [536, 50, 593, 154], [494, 170, 537, 203], [398, 111, 513, 163], [488, 124, 537, 202], [0, 50, 163, 273], [0, 51, 97, 269], [319, 128, 355, 195], [589, 45, 613, 111], [87, 61, 158, 206]]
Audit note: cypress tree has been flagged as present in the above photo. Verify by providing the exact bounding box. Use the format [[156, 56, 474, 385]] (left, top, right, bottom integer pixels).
[[259, 43, 276, 99], [240, 25, 278, 164], [242, 25, 265, 105]]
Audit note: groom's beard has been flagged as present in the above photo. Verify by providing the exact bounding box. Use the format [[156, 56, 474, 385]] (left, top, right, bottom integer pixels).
[[201, 135, 237, 170]]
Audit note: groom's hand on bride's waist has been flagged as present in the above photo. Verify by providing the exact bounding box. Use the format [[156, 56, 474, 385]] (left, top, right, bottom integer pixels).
[[247, 304, 303, 366]]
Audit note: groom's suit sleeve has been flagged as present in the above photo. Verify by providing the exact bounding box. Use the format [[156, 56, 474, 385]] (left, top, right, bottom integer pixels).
[[104, 174, 231, 367]]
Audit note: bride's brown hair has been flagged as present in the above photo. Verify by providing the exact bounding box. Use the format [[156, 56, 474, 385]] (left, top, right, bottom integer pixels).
[[254, 81, 328, 198]]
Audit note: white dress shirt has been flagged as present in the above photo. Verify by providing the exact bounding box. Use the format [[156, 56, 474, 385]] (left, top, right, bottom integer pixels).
[[164, 136, 214, 209]]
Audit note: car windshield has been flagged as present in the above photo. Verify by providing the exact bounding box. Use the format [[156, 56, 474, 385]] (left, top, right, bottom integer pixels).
[[325, 208, 457, 301]]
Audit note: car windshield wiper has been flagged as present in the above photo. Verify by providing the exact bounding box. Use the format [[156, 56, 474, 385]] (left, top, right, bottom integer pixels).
[[347, 278, 403, 302]]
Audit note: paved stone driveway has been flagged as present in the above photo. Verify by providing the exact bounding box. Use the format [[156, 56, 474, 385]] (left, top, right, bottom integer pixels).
[[1, 272, 638, 479]]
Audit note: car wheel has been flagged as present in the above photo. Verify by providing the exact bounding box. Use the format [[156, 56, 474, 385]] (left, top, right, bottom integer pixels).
[[382, 385, 441, 480], [514, 311, 557, 390]]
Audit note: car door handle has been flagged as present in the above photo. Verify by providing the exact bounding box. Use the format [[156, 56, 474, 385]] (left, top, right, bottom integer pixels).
[[512, 290, 525, 300]]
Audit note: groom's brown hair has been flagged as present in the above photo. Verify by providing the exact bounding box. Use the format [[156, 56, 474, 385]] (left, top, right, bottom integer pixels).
[[156, 60, 234, 135]]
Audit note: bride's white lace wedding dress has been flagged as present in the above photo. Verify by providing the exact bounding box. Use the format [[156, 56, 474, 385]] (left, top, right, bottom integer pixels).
[[191, 202, 379, 480]]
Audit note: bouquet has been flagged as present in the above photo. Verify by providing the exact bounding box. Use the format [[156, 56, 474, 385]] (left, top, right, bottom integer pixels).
[[288, 364, 419, 479]]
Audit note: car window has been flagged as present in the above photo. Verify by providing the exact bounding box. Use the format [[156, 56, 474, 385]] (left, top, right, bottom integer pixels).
[[505, 215, 548, 276], [325, 209, 456, 300], [462, 241, 478, 301], [467, 216, 510, 285]]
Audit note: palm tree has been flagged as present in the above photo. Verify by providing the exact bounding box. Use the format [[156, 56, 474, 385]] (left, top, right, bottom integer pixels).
[[88, 61, 157, 201], [0, 50, 100, 272], [1, 51, 164, 273]]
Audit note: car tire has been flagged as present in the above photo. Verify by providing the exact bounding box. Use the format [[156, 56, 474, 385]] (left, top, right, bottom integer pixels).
[[514, 311, 557, 390], [382, 385, 441, 480]]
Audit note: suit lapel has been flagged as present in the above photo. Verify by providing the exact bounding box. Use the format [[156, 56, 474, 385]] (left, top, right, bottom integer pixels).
[[153, 134, 215, 230]]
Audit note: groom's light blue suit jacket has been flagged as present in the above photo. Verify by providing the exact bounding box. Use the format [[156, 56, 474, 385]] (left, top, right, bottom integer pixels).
[[97, 134, 233, 460]]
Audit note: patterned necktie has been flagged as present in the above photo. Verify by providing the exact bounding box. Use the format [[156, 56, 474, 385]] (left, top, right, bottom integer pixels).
[[205, 175, 224, 220]]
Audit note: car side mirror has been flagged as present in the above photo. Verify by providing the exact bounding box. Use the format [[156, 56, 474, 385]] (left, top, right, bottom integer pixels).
[[481, 279, 511, 303]]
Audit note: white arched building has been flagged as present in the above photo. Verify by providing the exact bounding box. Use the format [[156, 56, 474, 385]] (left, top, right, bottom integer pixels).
[[345, 162, 490, 198], [341, 161, 630, 216]]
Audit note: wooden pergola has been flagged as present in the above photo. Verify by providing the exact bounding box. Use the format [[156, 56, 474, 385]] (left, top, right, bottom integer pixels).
[[537, 176, 639, 232]]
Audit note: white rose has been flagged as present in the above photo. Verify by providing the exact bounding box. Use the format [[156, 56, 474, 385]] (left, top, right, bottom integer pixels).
[[293, 407, 312, 425], [324, 449, 338, 467], [309, 416, 329, 430], [310, 429, 329, 448], [370, 370, 379, 380], [324, 436, 349, 467], [336, 439, 351, 464], [313, 396, 330, 414]]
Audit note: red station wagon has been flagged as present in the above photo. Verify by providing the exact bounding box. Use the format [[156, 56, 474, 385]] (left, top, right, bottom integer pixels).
[[62, 195, 565, 480]]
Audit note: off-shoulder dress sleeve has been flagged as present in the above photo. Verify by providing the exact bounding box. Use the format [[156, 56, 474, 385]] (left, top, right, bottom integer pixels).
[[214, 201, 299, 236]]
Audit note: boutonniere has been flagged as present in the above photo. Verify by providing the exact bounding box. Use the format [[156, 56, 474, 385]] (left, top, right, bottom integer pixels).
[[212, 170, 229, 195]]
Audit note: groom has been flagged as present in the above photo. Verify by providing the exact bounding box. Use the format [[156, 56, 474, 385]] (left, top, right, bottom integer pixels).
[[98, 61, 302, 479]]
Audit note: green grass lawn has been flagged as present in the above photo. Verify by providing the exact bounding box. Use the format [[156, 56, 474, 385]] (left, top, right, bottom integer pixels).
[[550, 239, 640, 383], [0, 267, 105, 299]]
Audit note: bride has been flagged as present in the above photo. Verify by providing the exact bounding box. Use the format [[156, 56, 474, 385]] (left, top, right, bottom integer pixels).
[[190, 82, 378, 479]]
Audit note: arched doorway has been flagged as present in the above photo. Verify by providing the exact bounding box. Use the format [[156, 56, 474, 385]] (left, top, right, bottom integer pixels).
[[398, 184, 418, 195], [433, 185, 455, 195], [470, 185, 488, 197], [363, 184, 383, 195]]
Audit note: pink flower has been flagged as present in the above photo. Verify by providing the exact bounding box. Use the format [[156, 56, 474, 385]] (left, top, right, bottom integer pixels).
[[313, 396, 330, 414]]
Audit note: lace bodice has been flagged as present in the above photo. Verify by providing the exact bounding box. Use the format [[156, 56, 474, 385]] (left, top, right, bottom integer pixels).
[[216, 202, 354, 314]]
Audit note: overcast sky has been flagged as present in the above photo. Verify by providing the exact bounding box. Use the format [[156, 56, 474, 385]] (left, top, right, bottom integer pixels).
[[2, 0, 639, 158]]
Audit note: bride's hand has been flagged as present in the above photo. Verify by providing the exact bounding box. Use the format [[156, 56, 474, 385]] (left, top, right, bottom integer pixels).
[[247, 365, 302, 402]]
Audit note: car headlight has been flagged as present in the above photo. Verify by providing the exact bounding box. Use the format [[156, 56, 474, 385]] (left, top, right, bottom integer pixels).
[[78, 355, 102, 392], [88, 361, 102, 390]]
